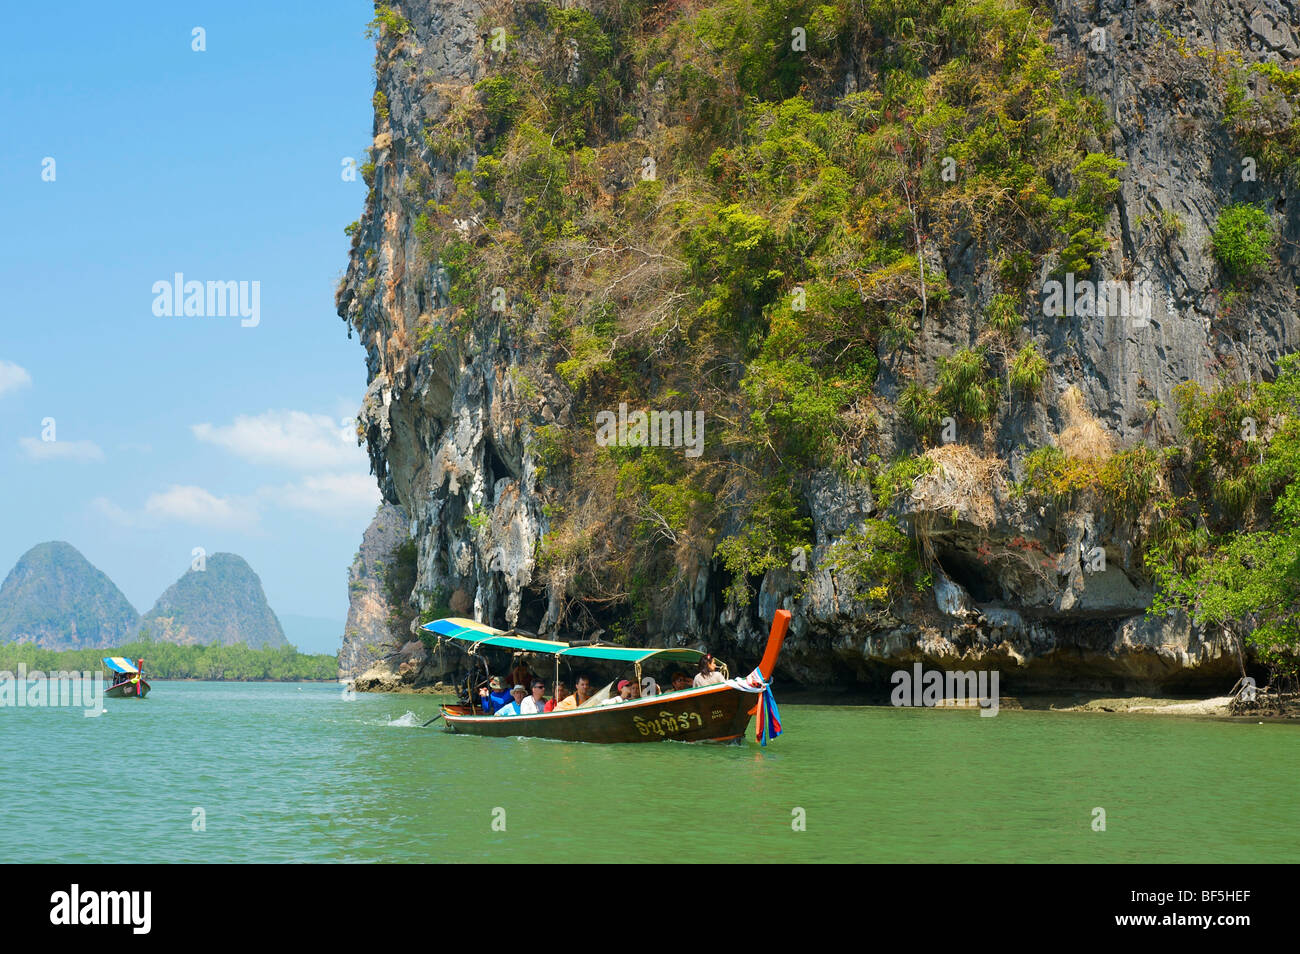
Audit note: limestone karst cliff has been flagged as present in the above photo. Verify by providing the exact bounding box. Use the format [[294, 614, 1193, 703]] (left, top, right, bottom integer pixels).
[[339, 502, 410, 678], [338, 0, 1299, 691], [0, 542, 141, 650], [143, 553, 288, 649]]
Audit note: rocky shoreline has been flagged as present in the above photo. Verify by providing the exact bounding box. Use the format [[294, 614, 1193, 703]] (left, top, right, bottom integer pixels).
[[346, 660, 1300, 719]]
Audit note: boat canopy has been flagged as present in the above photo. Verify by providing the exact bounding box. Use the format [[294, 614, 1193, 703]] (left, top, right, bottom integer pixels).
[[103, 657, 139, 674], [559, 645, 705, 665], [422, 617, 705, 666], [423, 617, 570, 653]]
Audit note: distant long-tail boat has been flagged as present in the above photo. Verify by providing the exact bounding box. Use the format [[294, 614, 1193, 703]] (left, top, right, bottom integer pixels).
[[103, 657, 150, 698], [426, 610, 789, 744]]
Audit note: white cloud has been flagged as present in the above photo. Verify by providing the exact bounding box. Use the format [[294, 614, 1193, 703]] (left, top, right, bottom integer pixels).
[[92, 473, 376, 531], [143, 485, 260, 531], [93, 486, 259, 532], [192, 410, 361, 471], [0, 360, 32, 396], [91, 497, 134, 525], [19, 437, 104, 462], [263, 472, 380, 515]]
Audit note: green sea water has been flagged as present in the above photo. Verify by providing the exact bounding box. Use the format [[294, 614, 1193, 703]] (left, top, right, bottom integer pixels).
[[2, 681, 1296, 863]]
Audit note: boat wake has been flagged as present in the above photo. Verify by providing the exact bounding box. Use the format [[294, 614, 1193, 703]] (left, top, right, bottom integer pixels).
[[385, 711, 422, 727]]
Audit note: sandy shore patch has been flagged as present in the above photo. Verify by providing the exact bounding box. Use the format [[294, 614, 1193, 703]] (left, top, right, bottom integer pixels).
[[1019, 694, 1234, 716]]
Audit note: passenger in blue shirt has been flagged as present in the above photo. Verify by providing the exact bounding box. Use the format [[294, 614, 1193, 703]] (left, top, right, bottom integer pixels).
[[478, 676, 513, 713], [494, 685, 529, 717]]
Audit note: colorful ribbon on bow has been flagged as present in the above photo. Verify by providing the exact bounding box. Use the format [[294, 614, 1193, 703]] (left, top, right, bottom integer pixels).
[[731, 668, 783, 745], [755, 680, 782, 746]]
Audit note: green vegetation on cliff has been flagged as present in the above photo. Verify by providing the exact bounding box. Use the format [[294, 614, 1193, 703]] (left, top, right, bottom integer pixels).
[[1144, 357, 1300, 678], [1005, 357, 1300, 679], [1211, 202, 1276, 280], [409, 0, 1119, 613]]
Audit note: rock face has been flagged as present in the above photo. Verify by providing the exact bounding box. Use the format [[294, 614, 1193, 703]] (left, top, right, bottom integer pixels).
[[143, 553, 287, 649], [0, 542, 141, 650], [337, 0, 1299, 692], [339, 502, 410, 678]]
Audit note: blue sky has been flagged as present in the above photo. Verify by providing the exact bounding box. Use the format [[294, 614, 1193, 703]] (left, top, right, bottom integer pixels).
[[0, 2, 383, 650]]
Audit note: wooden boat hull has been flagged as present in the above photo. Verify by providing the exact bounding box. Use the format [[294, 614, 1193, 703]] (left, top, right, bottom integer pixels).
[[106, 679, 150, 698], [442, 682, 759, 743]]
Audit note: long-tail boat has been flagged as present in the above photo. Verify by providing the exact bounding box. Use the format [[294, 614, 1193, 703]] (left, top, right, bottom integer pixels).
[[426, 610, 789, 744], [103, 657, 150, 698]]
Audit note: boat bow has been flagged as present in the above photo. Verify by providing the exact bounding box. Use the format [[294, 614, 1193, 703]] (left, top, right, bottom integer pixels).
[[756, 609, 791, 681]]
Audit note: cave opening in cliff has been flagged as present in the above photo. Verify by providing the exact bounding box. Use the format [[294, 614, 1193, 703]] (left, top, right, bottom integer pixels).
[[935, 548, 1002, 603], [483, 571, 511, 632], [483, 437, 514, 491], [518, 588, 549, 635]]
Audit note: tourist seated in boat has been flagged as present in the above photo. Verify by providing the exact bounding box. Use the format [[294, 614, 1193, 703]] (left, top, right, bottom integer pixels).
[[669, 671, 691, 693], [519, 679, 547, 715], [640, 676, 658, 697], [601, 680, 636, 705], [509, 658, 535, 691], [556, 674, 594, 710], [693, 655, 725, 687], [479, 676, 514, 713], [494, 684, 529, 717], [544, 680, 569, 712]]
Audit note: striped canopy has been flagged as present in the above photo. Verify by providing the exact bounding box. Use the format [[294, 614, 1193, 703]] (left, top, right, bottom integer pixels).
[[103, 657, 139, 674], [559, 645, 705, 665], [422, 617, 705, 665]]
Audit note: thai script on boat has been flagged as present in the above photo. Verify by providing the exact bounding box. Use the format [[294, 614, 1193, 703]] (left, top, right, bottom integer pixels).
[[0, 665, 104, 717], [151, 273, 260, 327], [890, 664, 1000, 717], [595, 403, 705, 458], [634, 710, 704, 736]]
